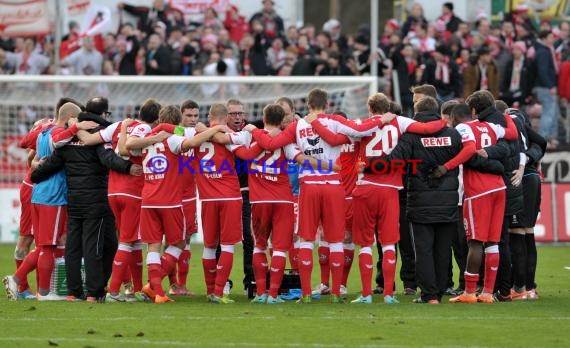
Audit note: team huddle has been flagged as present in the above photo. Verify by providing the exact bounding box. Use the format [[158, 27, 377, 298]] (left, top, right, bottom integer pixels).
[[3, 86, 544, 304]]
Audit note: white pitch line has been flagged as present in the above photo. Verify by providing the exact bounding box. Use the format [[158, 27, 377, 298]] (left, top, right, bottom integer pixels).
[[0, 316, 568, 321]]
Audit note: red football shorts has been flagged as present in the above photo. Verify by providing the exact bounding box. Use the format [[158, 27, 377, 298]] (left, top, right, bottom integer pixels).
[[352, 185, 400, 247], [251, 202, 294, 251], [345, 197, 353, 233], [140, 207, 185, 245], [298, 183, 345, 243], [183, 199, 197, 235], [19, 182, 33, 237], [32, 204, 67, 246], [463, 190, 506, 243], [108, 195, 141, 243], [201, 199, 242, 248]]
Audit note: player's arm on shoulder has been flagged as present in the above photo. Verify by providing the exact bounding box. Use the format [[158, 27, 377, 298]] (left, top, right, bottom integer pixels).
[[404, 116, 446, 135], [226, 130, 252, 146], [482, 139, 511, 159], [442, 125, 476, 171], [181, 125, 227, 152], [311, 118, 351, 145], [234, 142, 263, 160], [30, 151, 65, 183], [491, 116, 518, 141], [96, 143, 132, 174], [252, 122, 296, 150], [465, 155, 505, 175]]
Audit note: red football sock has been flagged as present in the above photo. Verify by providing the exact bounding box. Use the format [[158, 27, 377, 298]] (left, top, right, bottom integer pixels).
[[318, 245, 330, 285], [202, 258, 217, 295], [54, 246, 65, 258], [342, 247, 354, 286], [298, 246, 313, 296], [161, 252, 179, 277], [465, 272, 479, 294], [483, 248, 500, 294], [214, 250, 234, 297], [252, 250, 268, 296], [15, 258, 29, 292], [269, 252, 286, 298], [37, 246, 55, 294], [177, 249, 190, 287], [358, 251, 374, 297], [288, 244, 299, 271], [15, 248, 38, 287], [329, 248, 344, 296], [109, 247, 131, 294], [148, 263, 165, 297], [382, 249, 397, 297], [168, 266, 178, 286], [130, 248, 143, 292]]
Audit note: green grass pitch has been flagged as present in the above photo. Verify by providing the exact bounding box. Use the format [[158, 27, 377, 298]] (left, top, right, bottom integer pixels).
[[0, 244, 569, 347]]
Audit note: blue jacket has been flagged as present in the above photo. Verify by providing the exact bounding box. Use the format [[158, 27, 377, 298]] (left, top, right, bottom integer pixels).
[[533, 41, 557, 88], [31, 127, 67, 206]]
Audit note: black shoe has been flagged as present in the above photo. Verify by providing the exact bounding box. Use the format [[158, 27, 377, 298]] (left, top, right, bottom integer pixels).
[[493, 291, 512, 302], [443, 287, 458, 296], [372, 286, 384, 295]]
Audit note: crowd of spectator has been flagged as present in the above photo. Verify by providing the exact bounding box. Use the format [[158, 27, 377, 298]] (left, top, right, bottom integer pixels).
[[0, 0, 568, 147]]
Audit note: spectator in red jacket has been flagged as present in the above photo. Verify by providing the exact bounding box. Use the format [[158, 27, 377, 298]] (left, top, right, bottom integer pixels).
[[224, 5, 249, 44], [559, 51, 570, 102]]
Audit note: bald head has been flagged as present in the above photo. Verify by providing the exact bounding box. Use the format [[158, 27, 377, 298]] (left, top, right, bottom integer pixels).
[[57, 102, 82, 123]]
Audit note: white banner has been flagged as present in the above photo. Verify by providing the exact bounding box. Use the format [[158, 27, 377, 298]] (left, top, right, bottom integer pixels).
[[169, 0, 229, 15], [0, 188, 20, 243], [0, 0, 50, 37]]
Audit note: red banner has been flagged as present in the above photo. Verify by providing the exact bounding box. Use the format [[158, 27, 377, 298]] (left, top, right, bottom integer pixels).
[[536, 183, 570, 242], [0, 0, 50, 37]]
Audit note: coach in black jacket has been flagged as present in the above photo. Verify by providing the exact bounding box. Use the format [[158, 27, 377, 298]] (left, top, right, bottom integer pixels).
[[31, 98, 140, 301], [366, 97, 462, 302]]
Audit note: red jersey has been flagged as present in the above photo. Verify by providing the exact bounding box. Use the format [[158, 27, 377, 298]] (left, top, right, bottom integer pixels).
[[457, 120, 508, 198], [253, 114, 379, 184], [141, 135, 186, 208], [340, 141, 360, 197], [359, 116, 417, 189], [99, 120, 145, 198], [181, 127, 197, 202], [231, 129, 302, 203], [194, 128, 245, 201], [19, 121, 54, 184]]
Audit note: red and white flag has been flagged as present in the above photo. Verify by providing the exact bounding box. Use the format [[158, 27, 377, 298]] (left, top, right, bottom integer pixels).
[[0, 0, 50, 37], [169, 0, 229, 15], [60, 2, 111, 59]]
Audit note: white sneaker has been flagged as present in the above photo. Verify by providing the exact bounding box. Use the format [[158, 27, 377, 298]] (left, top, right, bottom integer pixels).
[[223, 281, 231, 296], [340, 285, 348, 296], [312, 283, 330, 295], [3, 275, 18, 301], [37, 292, 67, 301]]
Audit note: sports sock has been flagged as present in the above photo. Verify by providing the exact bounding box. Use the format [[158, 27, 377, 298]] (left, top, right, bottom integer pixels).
[[318, 242, 330, 286], [214, 245, 234, 297], [329, 242, 344, 296], [15, 248, 38, 291], [269, 251, 286, 298], [381, 245, 397, 297], [109, 244, 132, 294], [298, 242, 314, 296], [464, 272, 479, 294], [483, 245, 500, 294], [131, 242, 144, 292], [161, 246, 182, 277], [252, 248, 268, 296], [525, 233, 537, 289], [342, 243, 355, 286], [37, 246, 55, 295], [288, 241, 299, 271], [147, 251, 165, 297], [509, 234, 527, 290], [358, 247, 373, 297], [177, 245, 191, 287], [202, 248, 217, 295], [14, 247, 29, 292]]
